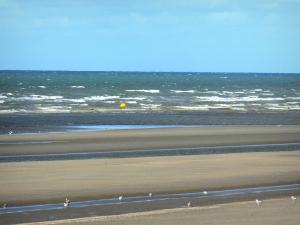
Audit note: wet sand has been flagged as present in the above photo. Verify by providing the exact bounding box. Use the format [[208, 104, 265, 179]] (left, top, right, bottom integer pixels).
[[1, 151, 300, 206], [0, 125, 300, 155], [22, 197, 300, 225]]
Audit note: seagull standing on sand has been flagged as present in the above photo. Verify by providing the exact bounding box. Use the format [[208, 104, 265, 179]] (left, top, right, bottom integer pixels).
[[255, 199, 262, 207], [149, 192, 153, 197], [187, 201, 191, 207], [291, 196, 296, 201], [118, 196, 123, 201]]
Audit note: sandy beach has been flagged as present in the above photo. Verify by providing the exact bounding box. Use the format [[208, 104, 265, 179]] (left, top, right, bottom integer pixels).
[[0, 126, 300, 224], [0, 125, 300, 155], [1, 151, 300, 206], [21, 197, 300, 225]]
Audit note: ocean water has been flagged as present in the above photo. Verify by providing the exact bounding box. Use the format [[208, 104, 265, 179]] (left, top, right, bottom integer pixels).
[[0, 70, 300, 114]]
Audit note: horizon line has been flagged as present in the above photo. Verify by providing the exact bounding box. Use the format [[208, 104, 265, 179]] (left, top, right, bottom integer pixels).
[[0, 69, 300, 74]]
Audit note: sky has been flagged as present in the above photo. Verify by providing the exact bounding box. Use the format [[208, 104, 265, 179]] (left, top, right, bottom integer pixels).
[[1, 0, 300, 73]]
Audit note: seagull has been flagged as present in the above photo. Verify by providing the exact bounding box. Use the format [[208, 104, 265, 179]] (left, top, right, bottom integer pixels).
[[149, 192, 152, 197], [255, 199, 262, 207], [187, 201, 191, 207], [64, 197, 70, 208], [118, 196, 123, 201], [291, 196, 296, 201], [3, 203, 7, 209], [203, 191, 208, 195], [8, 131, 13, 135]]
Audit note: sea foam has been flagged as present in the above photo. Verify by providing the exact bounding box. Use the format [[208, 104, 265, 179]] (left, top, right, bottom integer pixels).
[[125, 89, 160, 93]]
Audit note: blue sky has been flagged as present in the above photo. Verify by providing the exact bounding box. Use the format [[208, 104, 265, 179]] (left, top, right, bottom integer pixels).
[[1, 0, 300, 72]]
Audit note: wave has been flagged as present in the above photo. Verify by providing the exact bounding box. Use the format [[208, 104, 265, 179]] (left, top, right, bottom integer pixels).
[[38, 86, 46, 89], [126, 101, 138, 104], [170, 90, 195, 93], [71, 86, 85, 88], [0, 100, 5, 104], [62, 99, 86, 103], [175, 105, 210, 111], [196, 96, 284, 102], [14, 95, 64, 101], [125, 89, 160, 93], [287, 97, 300, 100], [36, 106, 72, 113], [121, 97, 147, 101], [140, 103, 161, 109], [0, 109, 19, 114], [83, 96, 120, 101]]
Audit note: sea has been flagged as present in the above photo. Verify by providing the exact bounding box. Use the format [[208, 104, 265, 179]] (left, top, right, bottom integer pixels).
[[0, 70, 300, 133]]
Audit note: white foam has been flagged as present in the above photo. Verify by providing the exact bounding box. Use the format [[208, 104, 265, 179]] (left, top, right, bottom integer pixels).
[[286, 102, 299, 105], [125, 89, 160, 93], [71, 86, 85, 88], [37, 106, 72, 113], [103, 101, 116, 104], [0, 95, 8, 99], [62, 99, 86, 103], [14, 95, 64, 101], [170, 90, 195, 93], [140, 103, 161, 109], [38, 86, 46, 89], [261, 93, 274, 96], [69, 103, 89, 106], [6, 93, 13, 96], [175, 105, 210, 111], [0, 109, 18, 114], [287, 97, 300, 100], [83, 96, 120, 101], [121, 97, 147, 101], [196, 96, 284, 102], [289, 106, 300, 110], [0, 100, 5, 104], [264, 103, 290, 111], [201, 91, 221, 94], [126, 101, 138, 104]]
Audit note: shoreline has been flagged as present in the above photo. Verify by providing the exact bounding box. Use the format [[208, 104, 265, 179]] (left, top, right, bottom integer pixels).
[[1, 111, 300, 135]]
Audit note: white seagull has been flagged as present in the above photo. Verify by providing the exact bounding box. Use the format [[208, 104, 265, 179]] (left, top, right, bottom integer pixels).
[[64, 197, 70, 208], [118, 196, 123, 201], [255, 199, 262, 207], [187, 201, 191, 207], [8, 131, 13, 135], [149, 192, 153, 197], [291, 196, 296, 201]]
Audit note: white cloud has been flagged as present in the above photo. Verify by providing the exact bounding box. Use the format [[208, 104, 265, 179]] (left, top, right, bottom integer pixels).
[[206, 11, 247, 23]]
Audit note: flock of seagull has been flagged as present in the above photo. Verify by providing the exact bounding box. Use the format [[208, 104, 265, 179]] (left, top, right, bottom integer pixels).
[[1, 192, 297, 209], [59, 191, 297, 209]]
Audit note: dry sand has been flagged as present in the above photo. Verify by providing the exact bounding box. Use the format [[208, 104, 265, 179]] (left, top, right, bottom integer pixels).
[[0, 125, 300, 155], [1, 151, 300, 205], [20, 197, 300, 225]]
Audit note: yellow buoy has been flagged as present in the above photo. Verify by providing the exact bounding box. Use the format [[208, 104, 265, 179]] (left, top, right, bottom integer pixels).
[[119, 102, 127, 109]]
